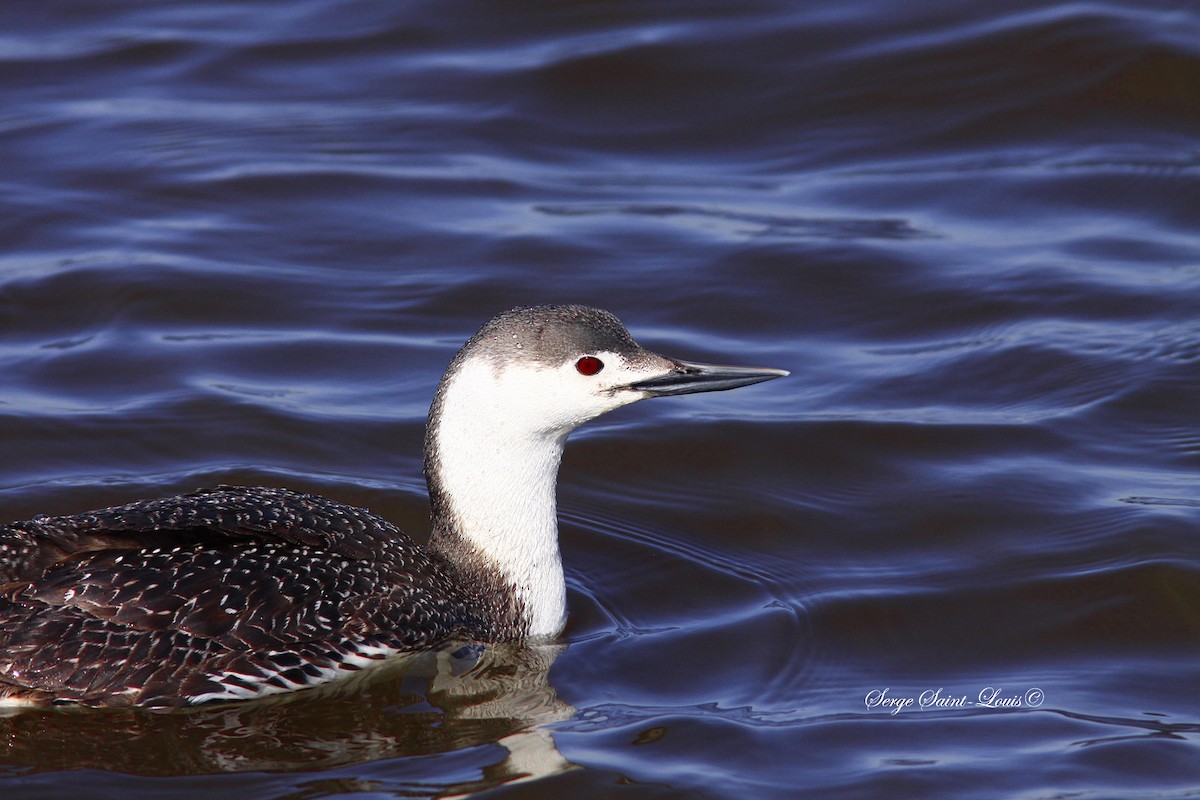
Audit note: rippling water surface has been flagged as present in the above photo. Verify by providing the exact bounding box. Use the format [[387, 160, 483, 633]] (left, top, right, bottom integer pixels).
[[1, 1, 1199, 798]]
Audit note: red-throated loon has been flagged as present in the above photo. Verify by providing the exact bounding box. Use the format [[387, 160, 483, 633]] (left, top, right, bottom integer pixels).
[[0, 305, 787, 707]]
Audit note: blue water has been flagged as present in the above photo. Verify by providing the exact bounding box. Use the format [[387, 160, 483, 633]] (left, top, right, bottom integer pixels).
[[1, 1, 1198, 797]]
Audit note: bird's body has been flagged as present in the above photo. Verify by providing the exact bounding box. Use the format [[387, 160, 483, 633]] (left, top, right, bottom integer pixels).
[[0, 487, 514, 706], [0, 305, 786, 707]]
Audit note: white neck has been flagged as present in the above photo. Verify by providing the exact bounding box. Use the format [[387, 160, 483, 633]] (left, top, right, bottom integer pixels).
[[426, 358, 571, 638]]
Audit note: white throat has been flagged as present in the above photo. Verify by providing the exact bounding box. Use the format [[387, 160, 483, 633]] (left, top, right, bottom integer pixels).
[[428, 358, 574, 637], [419, 306, 784, 642]]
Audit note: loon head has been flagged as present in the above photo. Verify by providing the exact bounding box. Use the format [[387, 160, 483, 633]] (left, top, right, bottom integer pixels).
[[424, 305, 787, 637], [429, 304, 787, 441]]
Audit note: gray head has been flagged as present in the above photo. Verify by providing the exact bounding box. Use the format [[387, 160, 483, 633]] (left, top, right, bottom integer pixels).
[[430, 304, 788, 439], [456, 305, 642, 371]]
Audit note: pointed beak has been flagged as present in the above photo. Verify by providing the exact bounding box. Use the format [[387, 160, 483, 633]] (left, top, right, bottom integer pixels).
[[630, 358, 789, 397]]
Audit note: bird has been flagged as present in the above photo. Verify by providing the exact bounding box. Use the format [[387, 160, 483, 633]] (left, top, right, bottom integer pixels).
[[0, 305, 787, 707]]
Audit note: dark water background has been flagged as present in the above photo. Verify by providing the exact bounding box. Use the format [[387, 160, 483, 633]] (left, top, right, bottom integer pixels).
[[1, 1, 1199, 797]]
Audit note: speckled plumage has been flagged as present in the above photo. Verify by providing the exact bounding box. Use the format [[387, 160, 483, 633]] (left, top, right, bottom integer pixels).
[[0, 305, 786, 708], [0, 486, 521, 707]]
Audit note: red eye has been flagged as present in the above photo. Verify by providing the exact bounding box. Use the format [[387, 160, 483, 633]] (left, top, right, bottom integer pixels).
[[575, 356, 604, 376]]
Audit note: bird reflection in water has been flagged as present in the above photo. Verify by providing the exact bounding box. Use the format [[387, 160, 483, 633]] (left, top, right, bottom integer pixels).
[[0, 640, 575, 794]]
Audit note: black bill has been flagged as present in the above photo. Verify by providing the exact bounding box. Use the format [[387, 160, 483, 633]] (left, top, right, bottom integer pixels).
[[630, 359, 789, 397]]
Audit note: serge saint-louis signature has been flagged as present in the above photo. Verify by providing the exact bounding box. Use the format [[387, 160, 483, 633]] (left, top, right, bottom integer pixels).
[[865, 687, 1045, 715]]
